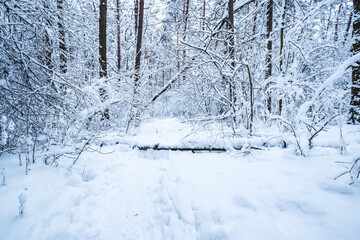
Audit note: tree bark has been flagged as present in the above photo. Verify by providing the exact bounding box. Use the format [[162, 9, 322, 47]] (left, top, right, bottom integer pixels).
[[182, 0, 190, 81], [279, 0, 287, 74], [126, 0, 144, 131], [228, 0, 236, 126], [99, 0, 107, 78], [334, 1, 342, 42], [116, 0, 121, 73], [134, 0, 144, 91], [43, 2, 53, 72], [99, 0, 109, 119], [265, 0, 273, 113], [350, 0, 360, 124], [344, 12, 353, 44], [252, 0, 258, 35], [57, 0, 67, 74], [278, 0, 286, 116], [134, 0, 139, 37], [134, 145, 263, 152], [202, 0, 206, 33]]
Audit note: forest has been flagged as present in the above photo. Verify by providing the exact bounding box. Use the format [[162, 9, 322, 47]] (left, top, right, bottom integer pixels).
[[0, 0, 360, 239]]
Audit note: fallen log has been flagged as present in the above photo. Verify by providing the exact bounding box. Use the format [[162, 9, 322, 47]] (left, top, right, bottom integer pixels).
[[133, 144, 263, 153]]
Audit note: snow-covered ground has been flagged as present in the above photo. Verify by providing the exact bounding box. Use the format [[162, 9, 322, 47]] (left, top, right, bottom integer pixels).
[[1, 119, 360, 240]]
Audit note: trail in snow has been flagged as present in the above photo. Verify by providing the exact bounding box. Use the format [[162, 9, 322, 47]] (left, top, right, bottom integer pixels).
[[0, 145, 164, 240], [1, 121, 360, 240]]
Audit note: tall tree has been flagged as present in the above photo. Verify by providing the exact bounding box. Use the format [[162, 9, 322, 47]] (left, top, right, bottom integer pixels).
[[252, 0, 258, 35], [182, 0, 190, 81], [134, 0, 139, 36], [202, 0, 206, 33], [334, 0, 342, 42], [117, 0, 121, 73], [99, 0, 107, 78], [57, 0, 67, 74], [265, 0, 273, 113], [228, 0, 236, 125], [134, 0, 144, 90], [278, 0, 287, 116], [279, 0, 287, 75], [99, 0, 109, 119], [350, 0, 360, 124], [43, 2, 53, 72]]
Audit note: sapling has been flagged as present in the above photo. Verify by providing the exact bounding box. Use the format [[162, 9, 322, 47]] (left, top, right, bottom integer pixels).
[[18, 192, 27, 217], [1, 168, 6, 186]]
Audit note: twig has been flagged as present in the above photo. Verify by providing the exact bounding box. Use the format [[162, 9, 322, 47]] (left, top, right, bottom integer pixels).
[[272, 117, 305, 156], [307, 114, 339, 147], [334, 158, 360, 185]]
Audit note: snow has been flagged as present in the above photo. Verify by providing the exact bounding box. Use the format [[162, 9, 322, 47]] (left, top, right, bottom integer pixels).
[[297, 52, 360, 121], [101, 118, 285, 150], [1, 119, 360, 240]]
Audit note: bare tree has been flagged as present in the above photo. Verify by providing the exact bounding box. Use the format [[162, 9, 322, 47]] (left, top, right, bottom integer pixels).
[[99, 0, 109, 119], [350, 0, 360, 124], [116, 0, 121, 73], [228, 0, 236, 125], [334, 0, 343, 42], [279, 0, 287, 75], [134, 0, 139, 36], [202, 0, 206, 33], [99, 0, 107, 78], [134, 0, 144, 91], [182, 0, 190, 81], [265, 0, 273, 113], [57, 0, 67, 74]]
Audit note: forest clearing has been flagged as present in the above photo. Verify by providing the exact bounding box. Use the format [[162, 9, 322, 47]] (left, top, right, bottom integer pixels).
[[1, 0, 360, 239]]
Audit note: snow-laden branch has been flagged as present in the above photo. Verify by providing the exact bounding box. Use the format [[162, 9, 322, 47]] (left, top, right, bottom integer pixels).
[[151, 66, 189, 103], [287, 0, 338, 37], [297, 52, 360, 121]]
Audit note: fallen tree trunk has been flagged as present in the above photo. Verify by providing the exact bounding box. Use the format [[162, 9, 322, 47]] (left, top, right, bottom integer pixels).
[[133, 144, 263, 152]]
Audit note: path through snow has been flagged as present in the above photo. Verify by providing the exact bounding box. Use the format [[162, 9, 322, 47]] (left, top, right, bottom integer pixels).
[[1, 121, 360, 239]]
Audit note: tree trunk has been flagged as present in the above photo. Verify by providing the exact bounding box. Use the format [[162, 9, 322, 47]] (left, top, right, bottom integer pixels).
[[99, 0, 107, 78], [134, 0, 139, 37], [350, 0, 360, 124], [116, 0, 121, 73], [279, 0, 287, 74], [134, 0, 144, 91], [99, 0, 109, 119], [334, 1, 342, 42], [252, 0, 258, 35], [278, 0, 287, 116], [183, 0, 190, 33], [43, 2, 52, 72], [202, 0, 206, 33], [182, 0, 190, 81], [228, 0, 236, 126], [265, 0, 273, 113], [126, 0, 144, 131], [344, 12, 353, 44], [57, 0, 67, 74]]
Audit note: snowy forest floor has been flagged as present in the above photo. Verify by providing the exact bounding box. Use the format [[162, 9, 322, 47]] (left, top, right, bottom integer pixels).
[[1, 119, 360, 240]]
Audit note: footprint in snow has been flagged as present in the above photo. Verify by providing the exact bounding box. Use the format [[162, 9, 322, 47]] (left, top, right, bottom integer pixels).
[[232, 195, 257, 212]]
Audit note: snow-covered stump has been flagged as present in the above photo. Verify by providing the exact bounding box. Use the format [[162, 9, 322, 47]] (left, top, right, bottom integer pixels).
[[18, 193, 26, 217]]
